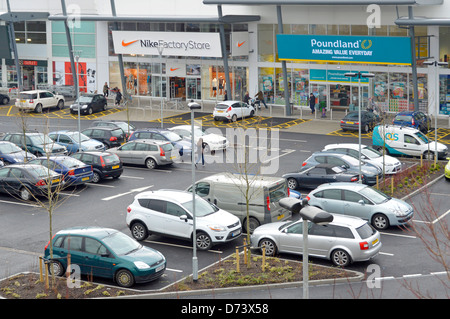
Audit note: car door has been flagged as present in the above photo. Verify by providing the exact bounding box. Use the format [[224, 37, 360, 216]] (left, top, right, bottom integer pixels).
[[6, 167, 26, 194], [134, 142, 150, 164], [58, 134, 77, 154], [305, 167, 330, 188], [61, 235, 86, 273], [278, 221, 308, 255], [308, 224, 340, 258], [315, 188, 343, 213], [83, 237, 114, 278], [402, 134, 422, 156], [164, 202, 193, 239], [0, 167, 12, 194], [115, 142, 136, 164], [342, 190, 373, 220], [140, 199, 167, 235], [241, 102, 251, 118]]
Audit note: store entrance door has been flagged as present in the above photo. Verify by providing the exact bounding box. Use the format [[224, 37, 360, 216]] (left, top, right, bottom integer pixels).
[[22, 66, 35, 90], [311, 83, 327, 110], [169, 77, 185, 100]]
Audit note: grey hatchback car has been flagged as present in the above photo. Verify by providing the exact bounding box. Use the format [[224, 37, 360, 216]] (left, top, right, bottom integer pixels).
[[251, 214, 381, 267], [306, 182, 414, 230], [107, 140, 179, 169]]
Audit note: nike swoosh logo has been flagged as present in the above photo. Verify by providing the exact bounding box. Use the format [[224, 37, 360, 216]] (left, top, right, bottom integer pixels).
[[170, 68, 180, 71], [238, 41, 246, 47], [122, 40, 138, 47]]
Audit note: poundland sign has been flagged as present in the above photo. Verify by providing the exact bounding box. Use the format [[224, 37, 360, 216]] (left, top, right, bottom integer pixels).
[[277, 34, 412, 65]]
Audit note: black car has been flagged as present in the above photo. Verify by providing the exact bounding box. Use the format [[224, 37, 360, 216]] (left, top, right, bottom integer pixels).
[[70, 94, 107, 115], [81, 127, 126, 149], [0, 164, 63, 201], [91, 120, 136, 140], [282, 163, 360, 190], [0, 93, 10, 105], [340, 111, 380, 133], [71, 151, 123, 183]]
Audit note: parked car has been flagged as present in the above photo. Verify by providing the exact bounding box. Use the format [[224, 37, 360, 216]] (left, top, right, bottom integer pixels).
[[0, 141, 36, 164], [393, 111, 431, 133], [301, 151, 382, 186], [108, 140, 179, 169], [251, 214, 382, 267], [15, 90, 65, 113], [128, 128, 192, 156], [70, 93, 108, 115], [445, 157, 450, 181], [323, 143, 402, 174], [28, 155, 93, 187], [81, 127, 126, 149], [0, 163, 63, 201], [372, 125, 448, 160], [44, 227, 166, 288], [2, 132, 67, 157], [0, 93, 10, 105], [282, 163, 359, 190], [340, 110, 380, 133], [71, 151, 123, 183], [213, 100, 255, 122], [169, 125, 229, 153], [306, 182, 414, 230], [126, 189, 242, 250], [91, 120, 136, 140], [49, 131, 105, 154]]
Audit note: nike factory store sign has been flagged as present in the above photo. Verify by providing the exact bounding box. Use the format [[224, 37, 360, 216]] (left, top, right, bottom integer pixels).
[[112, 31, 222, 57], [277, 34, 412, 65]]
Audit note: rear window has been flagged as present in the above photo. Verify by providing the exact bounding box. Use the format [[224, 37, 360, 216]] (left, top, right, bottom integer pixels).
[[215, 103, 230, 110], [161, 143, 173, 151], [111, 129, 123, 137], [356, 223, 377, 239], [19, 93, 37, 99], [269, 182, 288, 202], [103, 154, 120, 163], [394, 115, 412, 122], [344, 113, 359, 120]]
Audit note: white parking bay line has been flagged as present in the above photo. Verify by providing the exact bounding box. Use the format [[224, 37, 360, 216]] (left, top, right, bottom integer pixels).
[[87, 183, 116, 188], [120, 175, 144, 180], [101, 185, 153, 201], [0, 199, 40, 207]]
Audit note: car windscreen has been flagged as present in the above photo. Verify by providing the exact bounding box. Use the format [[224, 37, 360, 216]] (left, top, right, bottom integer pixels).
[[68, 132, 90, 143], [359, 186, 390, 204], [0, 143, 22, 153], [102, 231, 142, 255], [58, 157, 85, 168], [356, 223, 377, 239], [28, 134, 53, 145], [361, 146, 382, 158], [269, 182, 288, 203], [215, 103, 230, 110], [162, 131, 182, 142], [415, 131, 429, 144], [181, 197, 219, 217], [343, 113, 359, 120], [161, 143, 174, 151], [30, 165, 58, 178]]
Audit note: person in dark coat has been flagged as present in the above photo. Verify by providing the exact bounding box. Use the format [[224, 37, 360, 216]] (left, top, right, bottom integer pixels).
[[254, 91, 267, 109], [309, 93, 315, 114], [243, 91, 250, 104], [115, 89, 122, 106]]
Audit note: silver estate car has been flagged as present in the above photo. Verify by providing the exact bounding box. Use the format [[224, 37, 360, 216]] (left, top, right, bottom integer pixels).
[[251, 214, 381, 267], [306, 182, 414, 230]]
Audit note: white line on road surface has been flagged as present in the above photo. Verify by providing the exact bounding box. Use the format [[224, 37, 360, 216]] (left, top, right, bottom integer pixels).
[[87, 183, 116, 188], [101, 185, 153, 201], [380, 232, 416, 239], [0, 199, 40, 207], [144, 239, 223, 254], [120, 175, 145, 180], [261, 149, 296, 164]]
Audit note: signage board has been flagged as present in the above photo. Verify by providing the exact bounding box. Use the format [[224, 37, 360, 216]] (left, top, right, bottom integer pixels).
[[0, 26, 11, 59], [112, 31, 222, 58], [277, 34, 412, 65], [231, 32, 249, 57]]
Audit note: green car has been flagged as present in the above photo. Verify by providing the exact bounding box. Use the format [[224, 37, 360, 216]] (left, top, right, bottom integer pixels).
[[445, 157, 450, 181], [44, 227, 166, 288]]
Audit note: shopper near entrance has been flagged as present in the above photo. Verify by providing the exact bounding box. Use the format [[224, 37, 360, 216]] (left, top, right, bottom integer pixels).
[[195, 138, 205, 167], [115, 88, 122, 106], [243, 91, 250, 104], [103, 82, 109, 97], [224, 90, 228, 101], [309, 93, 315, 114], [255, 91, 267, 109]]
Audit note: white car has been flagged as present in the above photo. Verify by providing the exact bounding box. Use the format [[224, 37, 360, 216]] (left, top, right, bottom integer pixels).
[[15, 90, 65, 113], [213, 100, 255, 122], [169, 125, 229, 152], [323, 143, 402, 174], [126, 189, 242, 250]]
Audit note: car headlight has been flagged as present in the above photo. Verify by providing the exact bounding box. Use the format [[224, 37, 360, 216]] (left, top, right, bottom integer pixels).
[[134, 261, 150, 269], [208, 225, 226, 232], [81, 105, 88, 109]]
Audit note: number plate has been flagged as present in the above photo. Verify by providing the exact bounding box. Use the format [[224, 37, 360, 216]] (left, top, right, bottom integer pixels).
[[372, 238, 379, 245], [82, 177, 89, 181], [346, 121, 354, 124], [277, 214, 285, 220], [232, 229, 241, 237], [52, 179, 60, 184], [112, 165, 119, 169], [216, 110, 223, 113], [156, 265, 165, 272]]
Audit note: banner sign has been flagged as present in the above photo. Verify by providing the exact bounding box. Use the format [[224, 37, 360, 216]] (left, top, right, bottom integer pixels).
[[112, 31, 222, 58], [277, 34, 412, 65], [231, 32, 249, 57], [310, 69, 370, 83]]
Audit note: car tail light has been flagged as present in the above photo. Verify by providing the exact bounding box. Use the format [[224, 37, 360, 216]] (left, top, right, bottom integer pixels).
[[227, 106, 232, 112], [306, 195, 310, 201], [340, 120, 344, 124], [68, 170, 75, 176], [160, 147, 165, 157], [35, 179, 46, 186], [266, 196, 271, 211], [351, 177, 358, 182], [127, 206, 131, 213], [287, 188, 290, 197], [29, 99, 34, 104], [301, 162, 307, 167], [110, 136, 118, 142], [411, 118, 415, 126], [355, 122, 360, 125], [359, 241, 369, 250], [100, 156, 106, 167], [44, 235, 56, 250]]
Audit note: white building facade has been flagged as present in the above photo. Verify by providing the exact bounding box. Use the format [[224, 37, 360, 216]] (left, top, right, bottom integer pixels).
[[1, 0, 449, 115]]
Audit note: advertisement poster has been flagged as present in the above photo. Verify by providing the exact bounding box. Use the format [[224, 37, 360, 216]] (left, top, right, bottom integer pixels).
[[374, 81, 386, 97], [53, 61, 96, 93], [262, 76, 273, 91]]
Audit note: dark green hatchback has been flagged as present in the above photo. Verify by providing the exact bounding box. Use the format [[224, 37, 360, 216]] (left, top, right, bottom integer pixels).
[[44, 227, 166, 288]]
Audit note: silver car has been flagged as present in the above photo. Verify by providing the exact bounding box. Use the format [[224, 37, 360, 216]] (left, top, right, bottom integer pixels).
[[108, 140, 179, 169], [306, 182, 414, 230], [251, 214, 381, 267]]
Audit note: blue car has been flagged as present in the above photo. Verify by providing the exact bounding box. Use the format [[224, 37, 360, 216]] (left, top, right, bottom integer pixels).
[[28, 155, 93, 186], [49, 131, 105, 154], [0, 141, 36, 164], [128, 128, 192, 156], [392, 111, 431, 133], [44, 227, 166, 287]]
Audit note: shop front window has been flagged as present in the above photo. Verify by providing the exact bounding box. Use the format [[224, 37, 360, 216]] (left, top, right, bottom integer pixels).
[[138, 63, 152, 96], [259, 67, 274, 104], [292, 69, 309, 106], [389, 73, 408, 112], [439, 26, 450, 65], [258, 24, 275, 63]]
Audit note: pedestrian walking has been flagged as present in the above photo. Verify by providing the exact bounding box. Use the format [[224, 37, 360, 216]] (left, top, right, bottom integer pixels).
[[243, 91, 250, 104], [309, 93, 315, 114], [254, 91, 267, 109], [224, 90, 228, 101], [115, 88, 122, 106], [195, 138, 205, 167], [103, 82, 109, 97]]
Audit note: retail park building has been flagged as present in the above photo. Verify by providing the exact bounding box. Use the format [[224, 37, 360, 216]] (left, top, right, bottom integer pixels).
[[0, 0, 450, 115]]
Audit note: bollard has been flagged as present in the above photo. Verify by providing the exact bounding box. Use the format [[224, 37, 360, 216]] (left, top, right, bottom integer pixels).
[[39, 257, 43, 282], [376, 175, 379, 189], [391, 177, 394, 195], [44, 263, 49, 290], [235, 247, 240, 273], [261, 244, 266, 272], [420, 154, 423, 167], [243, 239, 247, 265]]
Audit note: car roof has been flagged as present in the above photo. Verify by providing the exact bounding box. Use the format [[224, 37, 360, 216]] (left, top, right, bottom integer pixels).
[[76, 151, 116, 156], [216, 100, 244, 106], [199, 172, 285, 187], [19, 90, 52, 94], [55, 226, 119, 239], [135, 189, 195, 204], [311, 151, 350, 158], [375, 124, 419, 133], [83, 126, 121, 131], [314, 182, 368, 191], [1, 163, 44, 169], [127, 139, 169, 145], [324, 143, 369, 150], [327, 213, 368, 228]]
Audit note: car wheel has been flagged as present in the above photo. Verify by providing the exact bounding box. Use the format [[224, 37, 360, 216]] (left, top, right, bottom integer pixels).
[[287, 178, 298, 190], [250, 110, 255, 117], [203, 143, 210, 153], [34, 104, 43, 113], [423, 151, 434, 161], [331, 249, 351, 267], [231, 114, 238, 122], [115, 269, 135, 288], [259, 238, 277, 257], [196, 232, 212, 250], [244, 217, 260, 234], [372, 213, 389, 230], [57, 100, 64, 110], [102, 103, 107, 111], [48, 260, 65, 276], [131, 221, 148, 241], [87, 107, 93, 115], [20, 187, 31, 201], [2, 97, 9, 105], [92, 171, 101, 183], [364, 124, 369, 133], [145, 158, 157, 169]]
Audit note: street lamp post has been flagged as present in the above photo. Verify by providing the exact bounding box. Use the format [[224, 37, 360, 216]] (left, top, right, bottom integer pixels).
[[423, 60, 448, 162], [72, 50, 82, 147], [189, 100, 201, 281], [345, 71, 374, 183], [279, 198, 333, 299]]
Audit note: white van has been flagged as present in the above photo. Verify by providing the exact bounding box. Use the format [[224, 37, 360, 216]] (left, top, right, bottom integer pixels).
[[187, 173, 292, 233], [372, 125, 448, 160]]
